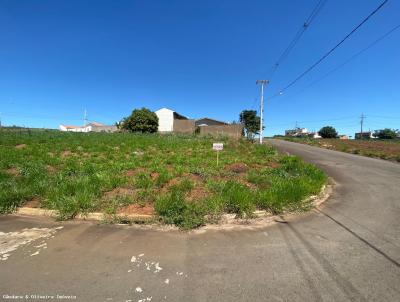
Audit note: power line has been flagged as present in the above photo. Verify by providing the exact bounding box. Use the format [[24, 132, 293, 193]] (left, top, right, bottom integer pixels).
[[270, 0, 327, 78], [265, 115, 359, 127], [274, 23, 400, 101], [273, 0, 389, 96], [368, 114, 400, 120]]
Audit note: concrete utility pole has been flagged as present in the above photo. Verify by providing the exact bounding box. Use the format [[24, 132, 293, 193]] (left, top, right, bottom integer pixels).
[[360, 113, 365, 134], [84, 109, 88, 127], [256, 80, 269, 144]]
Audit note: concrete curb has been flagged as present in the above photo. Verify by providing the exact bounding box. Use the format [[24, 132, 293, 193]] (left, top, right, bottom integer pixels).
[[15, 207, 153, 222], [14, 182, 333, 231], [192, 182, 333, 233]]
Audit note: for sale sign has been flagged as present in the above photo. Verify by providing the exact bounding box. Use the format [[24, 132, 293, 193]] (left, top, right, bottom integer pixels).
[[212, 143, 223, 151]]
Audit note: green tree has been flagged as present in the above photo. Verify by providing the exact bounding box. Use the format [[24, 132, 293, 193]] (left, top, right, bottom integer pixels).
[[239, 110, 260, 140], [120, 108, 159, 133], [318, 126, 338, 138], [374, 128, 397, 139]]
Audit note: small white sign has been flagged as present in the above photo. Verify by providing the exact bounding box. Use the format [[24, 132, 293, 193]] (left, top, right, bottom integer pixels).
[[213, 143, 224, 151]]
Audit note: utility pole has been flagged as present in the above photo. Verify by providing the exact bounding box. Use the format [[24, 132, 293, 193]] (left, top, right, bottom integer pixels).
[[360, 113, 365, 135], [256, 80, 269, 144], [84, 109, 88, 127]]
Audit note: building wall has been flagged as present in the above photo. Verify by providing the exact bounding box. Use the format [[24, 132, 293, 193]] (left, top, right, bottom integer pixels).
[[355, 132, 373, 139], [195, 118, 226, 127], [199, 124, 243, 139], [173, 119, 195, 134], [90, 125, 118, 132], [155, 108, 174, 132]]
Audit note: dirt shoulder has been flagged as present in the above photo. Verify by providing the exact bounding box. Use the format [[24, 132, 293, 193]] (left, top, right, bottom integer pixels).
[[279, 137, 400, 162]]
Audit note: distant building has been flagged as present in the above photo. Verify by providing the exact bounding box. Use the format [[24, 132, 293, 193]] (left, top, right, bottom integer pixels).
[[339, 135, 349, 140], [285, 128, 309, 137], [59, 125, 82, 132], [155, 108, 189, 132], [59, 122, 117, 133], [308, 132, 321, 139], [355, 132, 373, 139], [154, 107, 242, 138]]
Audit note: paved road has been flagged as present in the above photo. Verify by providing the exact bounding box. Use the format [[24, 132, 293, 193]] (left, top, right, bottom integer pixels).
[[1, 139, 399, 302]]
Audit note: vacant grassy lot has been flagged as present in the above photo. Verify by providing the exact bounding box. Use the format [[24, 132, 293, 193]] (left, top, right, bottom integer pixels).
[[281, 137, 400, 162], [0, 130, 326, 229]]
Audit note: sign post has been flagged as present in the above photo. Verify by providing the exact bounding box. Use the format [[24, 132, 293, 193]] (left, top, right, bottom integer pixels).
[[212, 143, 224, 166]]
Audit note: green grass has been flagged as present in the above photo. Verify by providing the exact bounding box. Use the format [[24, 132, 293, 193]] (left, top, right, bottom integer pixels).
[[0, 129, 327, 228]]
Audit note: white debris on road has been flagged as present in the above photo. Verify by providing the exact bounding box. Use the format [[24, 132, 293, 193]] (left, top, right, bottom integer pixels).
[[0, 227, 63, 261], [34, 243, 47, 248], [126, 254, 187, 302], [130, 255, 163, 274], [154, 262, 162, 273], [30, 251, 40, 256]]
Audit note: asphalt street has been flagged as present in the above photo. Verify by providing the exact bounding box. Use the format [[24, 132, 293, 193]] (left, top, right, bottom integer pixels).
[[1, 139, 399, 302]]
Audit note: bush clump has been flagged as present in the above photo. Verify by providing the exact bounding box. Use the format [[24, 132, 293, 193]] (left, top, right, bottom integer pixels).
[[155, 189, 206, 230]]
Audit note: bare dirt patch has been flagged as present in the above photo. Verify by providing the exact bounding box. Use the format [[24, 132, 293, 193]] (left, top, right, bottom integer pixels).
[[186, 186, 209, 202], [118, 203, 155, 216], [225, 162, 249, 174], [124, 168, 147, 177], [104, 187, 137, 199], [24, 198, 41, 208], [61, 150, 73, 158], [184, 173, 203, 183], [236, 178, 258, 190], [46, 165, 57, 173], [167, 177, 181, 187], [15, 144, 26, 149], [5, 167, 20, 176], [150, 172, 159, 181]]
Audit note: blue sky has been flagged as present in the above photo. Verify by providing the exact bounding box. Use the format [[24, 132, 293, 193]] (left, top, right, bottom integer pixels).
[[0, 0, 399, 136]]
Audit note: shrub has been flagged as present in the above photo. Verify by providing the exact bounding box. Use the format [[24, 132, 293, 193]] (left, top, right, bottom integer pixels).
[[220, 181, 255, 217], [374, 128, 397, 139], [257, 156, 326, 214], [120, 108, 159, 133], [239, 110, 260, 140], [155, 189, 205, 229], [318, 126, 338, 138]]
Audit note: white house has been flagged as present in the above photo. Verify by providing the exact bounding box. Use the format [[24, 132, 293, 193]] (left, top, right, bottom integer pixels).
[[59, 125, 83, 132], [285, 128, 309, 137], [155, 108, 188, 132], [59, 122, 117, 133]]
